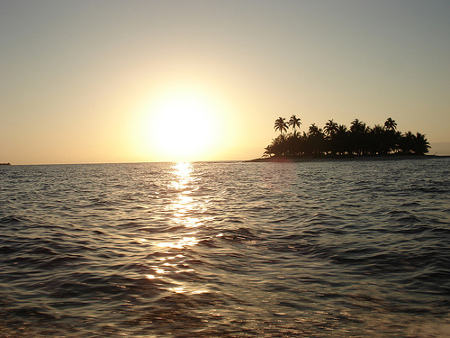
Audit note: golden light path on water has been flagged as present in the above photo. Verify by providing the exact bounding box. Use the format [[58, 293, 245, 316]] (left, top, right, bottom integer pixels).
[[146, 162, 208, 295]]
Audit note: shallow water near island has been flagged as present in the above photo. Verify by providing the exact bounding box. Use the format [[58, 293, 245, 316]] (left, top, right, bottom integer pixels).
[[1, 159, 449, 337]]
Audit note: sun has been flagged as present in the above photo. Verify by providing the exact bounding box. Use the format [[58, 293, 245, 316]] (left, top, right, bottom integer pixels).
[[138, 87, 224, 161]]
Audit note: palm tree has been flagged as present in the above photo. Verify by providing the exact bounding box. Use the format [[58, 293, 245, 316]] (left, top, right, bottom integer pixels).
[[369, 124, 389, 155], [274, 117, 288, 135], [350, 119, 367, 134], [384, 118, 397, 131], [335, 124, 349, 155], [306, 124, 325, 155], [263, 145, 274, 158], [349, 119, 369, 155], [289, 115, 301, 135], [323, 120, 339, 155], [308, 123, 322, 136], [324, 119, 338, 138], [413, 132, 430, 155], [399, 131, 415, 154]]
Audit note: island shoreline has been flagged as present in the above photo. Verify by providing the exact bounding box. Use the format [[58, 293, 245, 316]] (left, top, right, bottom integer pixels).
[[248, 155, 449, 163]]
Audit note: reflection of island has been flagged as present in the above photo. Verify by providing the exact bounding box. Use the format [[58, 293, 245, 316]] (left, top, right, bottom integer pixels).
[[0, 163, 11, 165], [261, 116, 430, 160]]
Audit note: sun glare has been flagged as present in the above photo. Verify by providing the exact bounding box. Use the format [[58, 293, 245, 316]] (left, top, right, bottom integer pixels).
[[137, 87, 226, 161]]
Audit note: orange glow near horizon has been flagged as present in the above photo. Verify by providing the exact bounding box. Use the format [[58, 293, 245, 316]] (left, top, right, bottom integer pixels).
[[2, 2, 450, 165]]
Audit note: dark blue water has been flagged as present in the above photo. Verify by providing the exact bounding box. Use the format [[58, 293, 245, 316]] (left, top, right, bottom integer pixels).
[[1, 159, 449, 337]]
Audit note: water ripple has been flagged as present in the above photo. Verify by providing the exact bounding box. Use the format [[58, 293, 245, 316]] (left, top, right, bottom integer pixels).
[[0, 159, 449, 336]]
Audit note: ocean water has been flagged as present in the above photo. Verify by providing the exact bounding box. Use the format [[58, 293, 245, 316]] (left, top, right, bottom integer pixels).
[[0, 159, 449, 337]]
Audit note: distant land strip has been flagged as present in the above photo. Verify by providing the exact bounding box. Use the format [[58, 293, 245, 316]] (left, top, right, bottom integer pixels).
[[249, 154, 448, 163]]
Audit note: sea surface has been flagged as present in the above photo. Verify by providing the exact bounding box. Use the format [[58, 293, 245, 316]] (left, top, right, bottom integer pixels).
[[0, 159, 449, 337]]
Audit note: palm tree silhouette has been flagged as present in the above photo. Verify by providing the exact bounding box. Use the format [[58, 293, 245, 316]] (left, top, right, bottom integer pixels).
[[350, 119, 367, 134], [350, 119, 369, 155], [370, 124, 389, 155], [265, 116, 429, 159], [289, 115, 301, 135], [384, 118, 397, 131], [400, 131, 415, 154], [413, 132, 430, 155], [335, 124, 349, 155], [308, 123, 322, 136], [274, 117, 288, 135], [324, 119, 338, 138], [306, 124, 325, 155]]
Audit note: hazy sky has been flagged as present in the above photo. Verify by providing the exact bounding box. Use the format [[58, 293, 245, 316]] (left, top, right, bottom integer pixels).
[[1, 0, 449, 164]]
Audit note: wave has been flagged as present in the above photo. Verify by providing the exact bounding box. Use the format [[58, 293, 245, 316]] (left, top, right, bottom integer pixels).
[[0, 160, 449, 336]]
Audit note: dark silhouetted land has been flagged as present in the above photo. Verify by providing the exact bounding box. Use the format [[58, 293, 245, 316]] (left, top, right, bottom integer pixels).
[[260, 117, 431, 160]]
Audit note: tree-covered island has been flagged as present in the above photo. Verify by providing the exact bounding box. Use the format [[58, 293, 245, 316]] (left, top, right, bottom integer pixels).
[[262, 116, 430, 159]]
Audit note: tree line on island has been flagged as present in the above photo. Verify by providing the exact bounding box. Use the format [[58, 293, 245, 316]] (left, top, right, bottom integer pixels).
[[264, 116, 430, 158]]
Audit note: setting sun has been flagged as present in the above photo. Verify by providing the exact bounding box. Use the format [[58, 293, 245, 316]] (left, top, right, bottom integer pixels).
[[151, 92, 217, 159], [133, 87, 229, 162]]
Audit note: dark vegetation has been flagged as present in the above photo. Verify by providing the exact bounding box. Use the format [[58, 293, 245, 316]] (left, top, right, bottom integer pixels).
[[264, 116, 430, 158]]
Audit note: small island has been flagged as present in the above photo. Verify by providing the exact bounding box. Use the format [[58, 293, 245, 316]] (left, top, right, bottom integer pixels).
[[257, 116, 431, 161], [0, 163, 11, 165]]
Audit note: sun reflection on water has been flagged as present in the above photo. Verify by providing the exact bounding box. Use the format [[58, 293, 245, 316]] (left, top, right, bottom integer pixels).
[[146, 162, 210, 295], [170, 161, 193, 191], [168, 161, 206, 229], [156, 236, 199, 249], [170, 286, 209, 295]]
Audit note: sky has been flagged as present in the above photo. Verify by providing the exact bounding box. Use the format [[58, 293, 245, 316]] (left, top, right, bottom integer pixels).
[[1, 0, 449, 164]]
